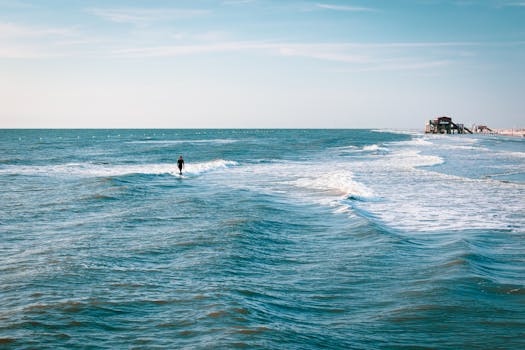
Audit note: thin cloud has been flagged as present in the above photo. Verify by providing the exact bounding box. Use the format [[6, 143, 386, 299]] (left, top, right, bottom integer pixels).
[[0, 42, 69, 58], [353, 60, 454, 72], [276, 44, 370, 63], [0, 22, 76, 38], [316, 3, 375, 12], [113, 42, 249, 57], [109, 40, 477, 67], [111, 41, 494, 58], [0, 0, 35, 8], [112, 41, 370, 63], [0, 21, 100, 58], [108, 40, 509, 74], [222, 0, 256, 5], [86, 7, 210, 25], [2, 21, 508, 72]]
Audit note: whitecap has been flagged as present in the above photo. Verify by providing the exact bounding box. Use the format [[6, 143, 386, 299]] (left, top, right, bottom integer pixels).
[[293, 170, 376, 200], [0, 160, 238, 178], [363, 144, 379, 151], [126, 139, 238, 145], [393, 138, 434, 147], [183, 160, 238, 176], [371, 129, 417, 136], [362, 144, 389, 152]]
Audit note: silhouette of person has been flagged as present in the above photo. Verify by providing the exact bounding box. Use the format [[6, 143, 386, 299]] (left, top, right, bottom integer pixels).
[[177, 155, 184, 175]]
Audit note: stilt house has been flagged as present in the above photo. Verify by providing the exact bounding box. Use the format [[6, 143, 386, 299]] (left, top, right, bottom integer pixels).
[[425, 116, 473, 134]]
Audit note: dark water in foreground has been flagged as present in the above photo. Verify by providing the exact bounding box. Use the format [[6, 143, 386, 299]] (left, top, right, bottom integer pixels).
[[1, 129, 524, 349]]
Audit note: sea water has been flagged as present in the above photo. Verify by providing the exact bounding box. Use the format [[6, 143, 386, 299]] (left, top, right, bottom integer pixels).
[[1, 129, 524, 349]]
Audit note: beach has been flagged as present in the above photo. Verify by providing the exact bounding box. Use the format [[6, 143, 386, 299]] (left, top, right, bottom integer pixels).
[[494, 128, 525, 137]]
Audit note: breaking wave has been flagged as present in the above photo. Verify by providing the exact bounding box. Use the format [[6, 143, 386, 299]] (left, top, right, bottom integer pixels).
[[293, 171, 376, 200], [0, 160, 238, 178], [126, 139, 239, 145]]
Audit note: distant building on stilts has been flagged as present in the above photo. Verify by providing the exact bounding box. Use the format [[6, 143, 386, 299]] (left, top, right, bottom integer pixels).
[[425, 116, 473, 134], [473, 125, 494, 134]]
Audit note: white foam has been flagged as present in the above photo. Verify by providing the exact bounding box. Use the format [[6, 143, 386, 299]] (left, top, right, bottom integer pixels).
[[499, 150, 525, 159], [439, 144, 490, 151], [225, 139, 525, 232], [391, 150, 444, 168], [371, 129, 417, 136], [0, 160, 237, 178], [184, 159, 238, 175], [332, 144, 390, 154], [126, 139, 238, 145], [363, 145, 388, 152], [393, 137, 434, 147], [331, 145, 359, 151], [339, 137, 525, 232], [355, 169, 524, 232], [293, 170, 377, 200]]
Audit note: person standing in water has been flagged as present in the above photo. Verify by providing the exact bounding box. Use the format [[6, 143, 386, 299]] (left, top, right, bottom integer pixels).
[[177, 155, 185, 175]]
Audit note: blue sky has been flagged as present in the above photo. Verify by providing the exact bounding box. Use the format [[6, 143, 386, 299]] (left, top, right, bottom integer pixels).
[[1, 0, 524, 128]]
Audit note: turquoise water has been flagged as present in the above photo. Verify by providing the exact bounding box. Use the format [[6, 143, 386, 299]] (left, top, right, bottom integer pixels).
[[1, 129, 524, 349]]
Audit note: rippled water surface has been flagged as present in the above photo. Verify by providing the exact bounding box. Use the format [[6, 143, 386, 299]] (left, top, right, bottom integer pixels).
[[1, 129, 524, 349]]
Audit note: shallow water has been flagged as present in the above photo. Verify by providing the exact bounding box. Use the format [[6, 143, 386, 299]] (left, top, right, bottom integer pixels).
[[1, 129, 524, 349]]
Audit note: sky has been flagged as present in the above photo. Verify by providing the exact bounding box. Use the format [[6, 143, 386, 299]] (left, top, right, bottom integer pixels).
[[1, 0, 524, 129]]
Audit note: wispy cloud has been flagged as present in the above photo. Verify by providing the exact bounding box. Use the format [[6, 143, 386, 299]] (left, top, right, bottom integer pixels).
[[0, 44, 70, 58], [86, 7, 210, 26], [316, 3, 375, 12], [0, 22, 76, 38], [222, 0, 256, 5], [276, 43, 370, 63], [351, 60, 454, 72], [109, 40, 475, 75], [0, 17, 503, 74], [112, 41, 370, 63], [111, 41, 473, 57], [0, 21, 97, 58], [109, 38, 525, 73], [0, 0, 35, 9], [113, 42, 252, 57]]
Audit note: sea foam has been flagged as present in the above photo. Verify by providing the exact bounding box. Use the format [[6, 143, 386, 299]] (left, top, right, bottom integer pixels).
[[0, 159, 237, 178], [293, 171, 376, 200]]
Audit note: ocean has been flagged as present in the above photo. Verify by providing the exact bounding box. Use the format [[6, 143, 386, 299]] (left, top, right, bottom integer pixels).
[[1, 129, 524, 349]]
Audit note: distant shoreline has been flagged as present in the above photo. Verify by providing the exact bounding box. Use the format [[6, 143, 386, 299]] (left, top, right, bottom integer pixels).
[[492, 129, 525, 137]]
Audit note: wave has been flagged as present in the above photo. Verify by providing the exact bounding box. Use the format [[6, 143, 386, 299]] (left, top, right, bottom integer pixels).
[[331, 144, 389, 154], [363, 144, 379, 151], [439, 144, 490, 151], [0, 159, 238, 178], [380, 150, 444, 168], [371, 129, 417, 135], [393, 137, 434, 147], [499, 150, 525, 159], [332, 145, 359, 151], [293, 171, 376, 200], [126, 139, 238, 145], [343, 158, 523, 232], [321, 135, 522, 232], [184, 159, 238, 176], [362, 144, 389, 153]]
